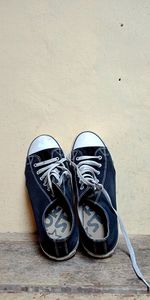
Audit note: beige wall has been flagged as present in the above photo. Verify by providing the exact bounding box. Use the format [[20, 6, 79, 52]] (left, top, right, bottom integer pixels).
[[0, 0, 150, 234]]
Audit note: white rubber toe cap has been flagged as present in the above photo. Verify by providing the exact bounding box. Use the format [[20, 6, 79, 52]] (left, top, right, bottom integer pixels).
[[73, 131, 105, 149], [28, 135, 60, 155]]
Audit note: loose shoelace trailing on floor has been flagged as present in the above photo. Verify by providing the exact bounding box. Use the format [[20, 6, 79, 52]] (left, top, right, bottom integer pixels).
[[34, 157, 71, 193], [71, 155, 150, 291]]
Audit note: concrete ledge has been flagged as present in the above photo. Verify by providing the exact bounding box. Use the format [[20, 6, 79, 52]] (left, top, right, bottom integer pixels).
[[0, 234, 150, 299]]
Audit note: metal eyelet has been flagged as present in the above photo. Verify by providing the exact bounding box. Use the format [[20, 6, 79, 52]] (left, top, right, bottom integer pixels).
[[40, 177, 42, 181], [56, 157, 59, 161], [34, 163, 37, 167], [98, 156, 102, 160], [76, 157, 79, 161], [36, 171, 39, 175]]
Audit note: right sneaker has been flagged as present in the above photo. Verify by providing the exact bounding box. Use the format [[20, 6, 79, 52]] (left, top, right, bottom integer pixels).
[[25, 134, 79, 261], [71, 131, 150, 291], [71, 131, 118, 258]]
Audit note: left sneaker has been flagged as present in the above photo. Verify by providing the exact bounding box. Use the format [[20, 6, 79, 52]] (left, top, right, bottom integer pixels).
[[25, 134, 79, 260]]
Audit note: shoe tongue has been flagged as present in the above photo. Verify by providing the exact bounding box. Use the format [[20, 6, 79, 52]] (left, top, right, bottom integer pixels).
[[80, 186, 102, 204], [79, 186, 93, 201], [52, 179, 72, 207], [34, 147, 64, 162], [80, 184, 111, 215]]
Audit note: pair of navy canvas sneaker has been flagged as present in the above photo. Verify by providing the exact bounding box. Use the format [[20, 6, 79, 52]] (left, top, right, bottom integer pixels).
[[25, 131, 149, 290]]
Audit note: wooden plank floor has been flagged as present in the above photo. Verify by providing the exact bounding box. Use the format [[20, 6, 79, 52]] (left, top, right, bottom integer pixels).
[[0, 234, 150, 299]]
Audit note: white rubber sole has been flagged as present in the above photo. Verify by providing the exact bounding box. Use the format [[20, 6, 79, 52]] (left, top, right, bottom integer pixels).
[[81, 237, 119, 259], [40, 241, 79, 261]]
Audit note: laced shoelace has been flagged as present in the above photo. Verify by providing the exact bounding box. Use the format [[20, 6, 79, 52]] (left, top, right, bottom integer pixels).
[[71, 155, 150, 291], [34, 157, 71, 193]]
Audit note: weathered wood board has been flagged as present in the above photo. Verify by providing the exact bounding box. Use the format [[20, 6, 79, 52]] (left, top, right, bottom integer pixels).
[[0, 234, 150, 299]]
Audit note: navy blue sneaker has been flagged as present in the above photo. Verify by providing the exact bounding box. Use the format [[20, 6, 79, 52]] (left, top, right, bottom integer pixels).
[[71, 131, 118, 258], [71, 131, 150, 290], [25, 135, 79, 260]]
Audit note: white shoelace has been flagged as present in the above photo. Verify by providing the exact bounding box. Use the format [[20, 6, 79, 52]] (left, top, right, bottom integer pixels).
[[71, 155, 150, 291], [34, 157, 71, 193]]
